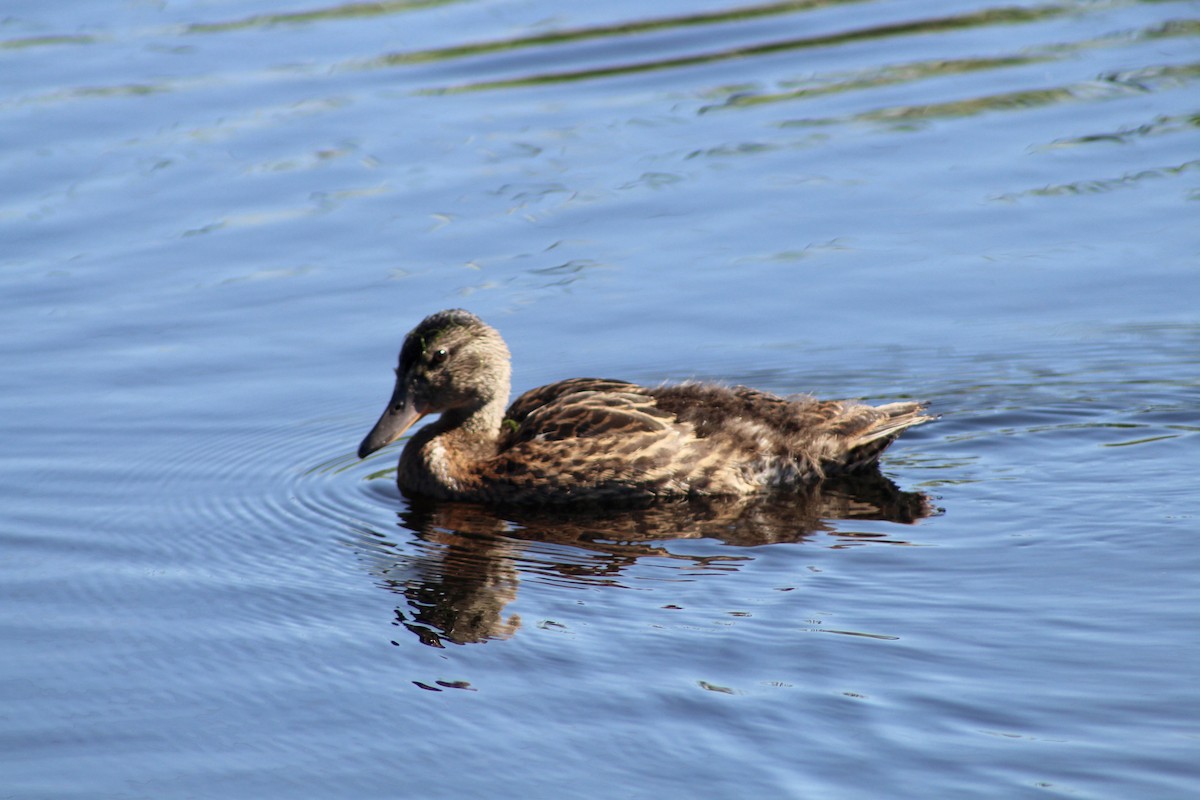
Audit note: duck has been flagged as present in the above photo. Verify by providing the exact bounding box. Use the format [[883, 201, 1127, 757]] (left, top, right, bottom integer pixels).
[[357, 309, 932, 504]]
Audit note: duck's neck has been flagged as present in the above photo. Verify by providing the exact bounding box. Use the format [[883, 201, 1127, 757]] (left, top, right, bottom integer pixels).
[[405, 394, 508, 497], [441, 393, 508, 440]]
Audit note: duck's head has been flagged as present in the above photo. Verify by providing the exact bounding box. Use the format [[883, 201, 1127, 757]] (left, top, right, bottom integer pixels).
[[357, 309, 512, 459]]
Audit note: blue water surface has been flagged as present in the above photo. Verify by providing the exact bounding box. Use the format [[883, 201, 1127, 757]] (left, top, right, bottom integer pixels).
[[2, 1, 1198, 798]]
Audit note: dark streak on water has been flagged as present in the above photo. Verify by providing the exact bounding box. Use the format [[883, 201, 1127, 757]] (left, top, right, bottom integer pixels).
[[2, 1, 1199, 798]]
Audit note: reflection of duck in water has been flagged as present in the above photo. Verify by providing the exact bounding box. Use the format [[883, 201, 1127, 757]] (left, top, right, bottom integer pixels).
[[372, 476, 938, 647], [358, 309, 933, 504]]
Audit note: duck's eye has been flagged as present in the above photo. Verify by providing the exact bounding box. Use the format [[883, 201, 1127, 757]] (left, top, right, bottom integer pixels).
[[430, 348, 449, 367]]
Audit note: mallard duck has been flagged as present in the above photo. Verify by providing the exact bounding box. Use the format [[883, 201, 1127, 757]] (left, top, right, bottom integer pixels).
[[358, 309, 932, 504]]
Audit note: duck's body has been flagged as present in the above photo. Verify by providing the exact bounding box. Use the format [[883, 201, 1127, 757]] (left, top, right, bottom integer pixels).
[[358, 310, 932, 505]]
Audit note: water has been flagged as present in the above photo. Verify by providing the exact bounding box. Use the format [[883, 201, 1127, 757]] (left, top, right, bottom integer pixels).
[[3, 1, 1198, 797]]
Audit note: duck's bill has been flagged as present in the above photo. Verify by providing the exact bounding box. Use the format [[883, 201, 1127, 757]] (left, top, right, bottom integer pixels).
[[357, 384, 426, 458]]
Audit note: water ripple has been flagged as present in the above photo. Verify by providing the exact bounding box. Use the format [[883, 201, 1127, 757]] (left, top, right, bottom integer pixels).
[[183, 0, 471, 34], [138, 407, 381, 574], [385, 3, 1077, 93]]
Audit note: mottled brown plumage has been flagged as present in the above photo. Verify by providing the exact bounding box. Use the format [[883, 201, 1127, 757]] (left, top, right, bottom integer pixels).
[[357, 309, 932, 504]]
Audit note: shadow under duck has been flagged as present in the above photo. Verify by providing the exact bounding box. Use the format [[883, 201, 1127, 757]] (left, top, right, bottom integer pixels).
[[357, 309, 933, 504]]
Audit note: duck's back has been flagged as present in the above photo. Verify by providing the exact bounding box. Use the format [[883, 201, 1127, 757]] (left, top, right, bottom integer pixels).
[[480, 379, 929, 502]]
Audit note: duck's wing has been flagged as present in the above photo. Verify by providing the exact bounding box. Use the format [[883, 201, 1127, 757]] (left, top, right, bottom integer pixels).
[[651, 384, 928, 443], [504, 383, 677, 445], [650, 383, 835, 439], [487, 385, 698, 499], [503, 378, 643, 425], [649, 382, 931, 472]]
